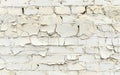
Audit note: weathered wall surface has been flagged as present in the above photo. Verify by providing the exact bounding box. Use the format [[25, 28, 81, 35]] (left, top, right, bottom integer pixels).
[[0, 0, 119, 75]]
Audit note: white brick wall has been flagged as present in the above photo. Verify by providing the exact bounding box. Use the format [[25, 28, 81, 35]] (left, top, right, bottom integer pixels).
[[0, 0, 119, 75]]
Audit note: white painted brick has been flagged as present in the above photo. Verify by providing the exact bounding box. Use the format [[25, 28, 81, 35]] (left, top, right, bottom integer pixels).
[[112, 0, 120, 5], [48, 46, 72, 54], [32, 55, 65, 65], [7, 8, 22, 15], [22, 24, 40, 36], [64, 38, 79, 45], [40, 24, 56, 34], [99, 61, 115, 71], [79, 71, 98, 75], [0, 0, 118, 74], [0, 69, 15, 75], [115, 72, 120, 75], [0, 59, 5, 69], [0, 0, 29, 7], [62, 0, 83, 5], [87, 6, 104, 14], [67, 62, 86, 70], [16, 71, 45, 75], [49, 46, 84, 54], [62, 15, 76, 24], [0, 8, 7, 14], [95, 0, 112, 5], [86, 37, 98, 47], [98, 72, 114, 75], [65, 54, 78, 61], [37, 64, 54, 70], [29, 0, 61, 6], [1, 24, 8, 31], [24, 7, 38, 15], [13, 37, 30, 46], [71, 6, 85, 14], [0, 38, 11, 46], [99, 47, 114, 59], [40, 14, 62, 25], [30, 36, 48, 46], [48, 71, 78, 75], [56, 24, 77, 37], [85, 47, 99, 54], [1, 56, 31, 64], [6, 63, 37, 71], [79, 54, 95, 62], [66, 46, 84, 53], [63, 0, 94, 5], [55, 7, 70, 14], [48, 38, 59, 45], [86, 62, 99, 71], [39, 7, 53, 14], [0, 47, 11, 55]]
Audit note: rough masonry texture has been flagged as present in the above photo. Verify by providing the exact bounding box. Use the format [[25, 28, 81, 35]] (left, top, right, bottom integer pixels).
[[0, 0, 120, 75]]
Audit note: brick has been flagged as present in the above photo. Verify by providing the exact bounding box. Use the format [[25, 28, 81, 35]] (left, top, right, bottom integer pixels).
[[0, 69, 15, 75], [48, 46, 72, 54], [1, 56, 31, 64], [62, 0, 83, 5], [13, 37, 30, 46], [95, 0, 112, 5], [30, 36, 48, 46], [1, 24, 8, 31], [37, 64, 54, 70], [39, 7, 53, 14], [86, 37, 98, 47], [32, 55, 65, 65], [65, 54, 78, 61], [29, 0, 61, 6], [48, 71, 78, 75], [115, 72, 120, 75], [0, 59, 5, 69], [0, 14, 16, 23], [40, 24, 56, 34], [87, 6, 104, 14], [99, 61, 115, 71], [48, 38, 59, 45], [71, 6, 85, 14], [79, 71, 98, 75], [86, 62, 99, 71], [79, 54, 96, 62], [104, 6, 120, 18], [22, 24, 40, 35], [16, 71, 45, 75], [99, 72, 114, 75], [24, 7, 38, 15], [99, 47, 114, 59], [62, 15, 76, 24], [7, 8, 22, 15], [67, 62, 86, 70], [76, 15, 97, 39], [55, 7, 70, 14], [112, 0, 120, 5], [6, 63, 37, 71], [0, 38, 11, 46], [92, 15, 112, 25], [56, 24, 77, 37], [0, 8, 7, 14], [85, 47, 99, 54], [48, 46, 84, 54], [0, 47, 11, 55], [64, 37, 79, 45], [0, 0, 29, 7], [40, 14, 61, 25]]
